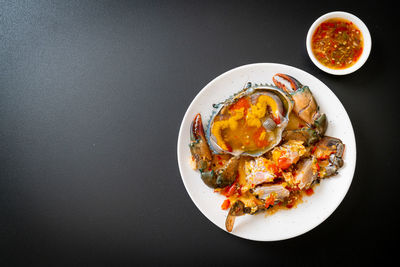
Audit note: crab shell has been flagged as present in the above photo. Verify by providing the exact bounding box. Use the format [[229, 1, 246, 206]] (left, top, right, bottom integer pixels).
[[206, 83, 293, 157]]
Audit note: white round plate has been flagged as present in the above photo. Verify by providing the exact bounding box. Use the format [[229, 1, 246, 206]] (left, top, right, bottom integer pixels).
[[177, 63, 356, 241]]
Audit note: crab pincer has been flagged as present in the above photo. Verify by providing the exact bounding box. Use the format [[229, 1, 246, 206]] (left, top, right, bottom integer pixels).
[[273, 73, 327, 137], [225, 200, 246, 232], [313, 136, 345, 177], [190, 113, 239, 188], [225, 184, 291, 232], [190, 113, 212, 172]]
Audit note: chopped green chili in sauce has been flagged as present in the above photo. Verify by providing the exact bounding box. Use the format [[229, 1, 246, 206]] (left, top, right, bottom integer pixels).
[[311, 18, 363, 69]]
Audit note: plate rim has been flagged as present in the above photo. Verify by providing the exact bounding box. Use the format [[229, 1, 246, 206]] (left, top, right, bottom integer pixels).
[[177, 62, 357, 241]]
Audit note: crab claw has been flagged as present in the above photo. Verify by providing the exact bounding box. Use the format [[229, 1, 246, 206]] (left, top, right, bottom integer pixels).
[[272, 73, 303, 93], [314, 136, 345, 177], [225, 184, 289, 232], [273, 74, 327, 136], [225, 200, 246, 232], [225, 194, 271, 232], [201, 156, 239, 188], [190, 114, 212, 172], [190, 114, 238, 188]]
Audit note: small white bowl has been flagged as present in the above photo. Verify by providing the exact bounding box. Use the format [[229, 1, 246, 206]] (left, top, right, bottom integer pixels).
[[306, 11, 372, 75]]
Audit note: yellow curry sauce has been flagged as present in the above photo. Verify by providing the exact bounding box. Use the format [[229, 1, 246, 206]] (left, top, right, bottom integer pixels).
[[311, 18, 363, 69], [211, 95, 281, 153]]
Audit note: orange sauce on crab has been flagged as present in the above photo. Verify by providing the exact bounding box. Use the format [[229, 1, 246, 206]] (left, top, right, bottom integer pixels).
[[211, 96, 280, 153], [221, 120, 269, 152], [311, 18, 363, 69]]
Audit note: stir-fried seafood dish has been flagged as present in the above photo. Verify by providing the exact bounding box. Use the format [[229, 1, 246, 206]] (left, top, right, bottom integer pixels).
[[189, 74, 345, 232]]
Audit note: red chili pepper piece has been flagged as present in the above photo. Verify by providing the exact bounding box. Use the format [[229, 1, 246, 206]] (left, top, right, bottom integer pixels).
[[272, 116, 281, 125], [311, 146, 317, 154], [305, 188, 314, 196], [221, 199, 230, 210], [277, 157, 292, 170], [264, 195, 275, 208]]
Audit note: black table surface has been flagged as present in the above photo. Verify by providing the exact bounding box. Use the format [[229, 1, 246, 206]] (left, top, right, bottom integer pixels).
[[1, 0, 398, 265]]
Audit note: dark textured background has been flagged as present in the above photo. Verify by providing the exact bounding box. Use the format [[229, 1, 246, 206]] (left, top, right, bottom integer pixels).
[[1, 0, 397, 265]]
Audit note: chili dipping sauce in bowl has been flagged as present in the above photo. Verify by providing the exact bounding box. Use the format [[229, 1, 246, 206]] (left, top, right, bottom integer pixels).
[[306, 11, 371, 75]]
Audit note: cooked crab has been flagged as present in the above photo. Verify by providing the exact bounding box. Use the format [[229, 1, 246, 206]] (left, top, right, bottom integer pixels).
[[188, 74, 345, 233]]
